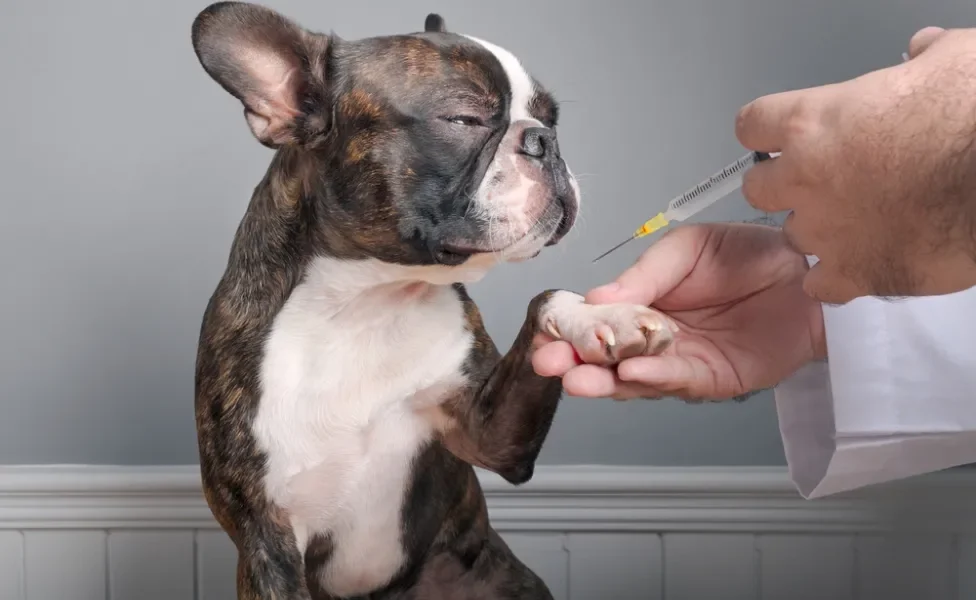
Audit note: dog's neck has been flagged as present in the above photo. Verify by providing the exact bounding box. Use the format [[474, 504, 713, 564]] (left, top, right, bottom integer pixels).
[[296, 256, 445, 315], [302, 252, 499, 307]]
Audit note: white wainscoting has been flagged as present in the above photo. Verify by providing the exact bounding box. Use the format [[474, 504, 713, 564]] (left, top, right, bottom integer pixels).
[[2, 465, 976, 600]]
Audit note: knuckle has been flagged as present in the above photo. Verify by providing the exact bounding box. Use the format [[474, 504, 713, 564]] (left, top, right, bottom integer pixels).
[[908, 26, 947, 57], [786, 98, 820, 138]]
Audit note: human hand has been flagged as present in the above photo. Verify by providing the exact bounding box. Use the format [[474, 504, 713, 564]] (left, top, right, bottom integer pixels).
[[737, 26, 976, 304], [532, 223, 824, 401]]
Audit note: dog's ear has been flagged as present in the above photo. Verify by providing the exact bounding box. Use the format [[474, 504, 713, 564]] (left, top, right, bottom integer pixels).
[[424, 14, 447, 33], [192, 2, 330, 147]]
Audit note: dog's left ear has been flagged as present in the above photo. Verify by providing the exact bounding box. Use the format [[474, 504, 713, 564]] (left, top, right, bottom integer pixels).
[[192, 2, 331, 148], [424, 13, 447, 33]]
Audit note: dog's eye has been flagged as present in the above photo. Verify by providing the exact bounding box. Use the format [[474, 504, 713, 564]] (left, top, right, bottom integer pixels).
[[445, 115, 483, 127]]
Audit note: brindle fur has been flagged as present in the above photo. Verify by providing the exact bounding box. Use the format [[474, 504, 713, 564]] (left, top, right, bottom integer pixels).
[[193, 3, 568, 598], [196, 183, 562, 598]]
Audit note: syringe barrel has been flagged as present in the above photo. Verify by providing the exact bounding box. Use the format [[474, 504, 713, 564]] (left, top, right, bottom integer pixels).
[[665, 151, 772, 221]]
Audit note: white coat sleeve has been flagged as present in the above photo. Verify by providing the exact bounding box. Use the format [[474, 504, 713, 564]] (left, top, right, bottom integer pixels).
[[772, 260, 976, 498]]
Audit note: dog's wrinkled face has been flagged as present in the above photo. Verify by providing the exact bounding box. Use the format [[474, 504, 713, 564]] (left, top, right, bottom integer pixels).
[[192, 3, 579, 273]]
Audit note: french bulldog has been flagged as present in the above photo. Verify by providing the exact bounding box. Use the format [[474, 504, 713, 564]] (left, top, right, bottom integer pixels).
[[191, 2, 677, 598]]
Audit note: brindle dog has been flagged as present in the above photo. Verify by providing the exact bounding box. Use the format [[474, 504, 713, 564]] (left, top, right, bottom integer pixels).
[[191, 3, 677, 598]]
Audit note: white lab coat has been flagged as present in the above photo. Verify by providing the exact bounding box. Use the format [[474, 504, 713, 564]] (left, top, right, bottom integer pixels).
[[774, 277, 976, 499]]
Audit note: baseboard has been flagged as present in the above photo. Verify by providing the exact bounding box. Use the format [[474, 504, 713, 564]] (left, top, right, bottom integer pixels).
[[2, 465, 976, 533]]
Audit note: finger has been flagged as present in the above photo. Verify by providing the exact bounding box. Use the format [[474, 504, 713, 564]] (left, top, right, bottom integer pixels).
[[908, 26, 946, 58], [735, 88, 814, 152], [561, 364, 619, 396], [609, 382, 666, 401], [531, 331, 555, 350], [802, 262, 865, 305], [740, 157, 799, 213], [561, 364, 664, 400], [616, 355, 721, 399], [531, 340, 581, 377], [780, 210, 815, 256], [585, 226, 708, 306]]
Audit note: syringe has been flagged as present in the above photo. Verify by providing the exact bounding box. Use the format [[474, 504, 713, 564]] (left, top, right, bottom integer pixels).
[[592, 150, 776, 263]]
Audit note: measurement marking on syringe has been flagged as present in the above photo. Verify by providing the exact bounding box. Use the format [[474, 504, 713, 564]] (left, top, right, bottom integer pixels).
[[593, 150, 776, 263], [672, 155, 755, 210]]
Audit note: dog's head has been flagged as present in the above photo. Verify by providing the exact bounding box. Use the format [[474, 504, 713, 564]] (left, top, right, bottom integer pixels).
[[192, 2, 579, 279]]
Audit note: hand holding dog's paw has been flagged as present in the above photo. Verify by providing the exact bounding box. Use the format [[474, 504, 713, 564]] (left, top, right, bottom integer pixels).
[[539, 292, 678, 366]]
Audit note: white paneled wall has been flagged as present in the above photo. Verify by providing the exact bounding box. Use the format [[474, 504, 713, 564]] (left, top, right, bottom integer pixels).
[[0, 532, 25, 599], [663, 533, 756, 599], [3, 466, 976, 600], [4, 530, 976, 599]]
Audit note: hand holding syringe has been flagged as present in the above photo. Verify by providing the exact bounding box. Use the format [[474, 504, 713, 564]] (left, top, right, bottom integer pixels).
[[592, 52, 913, 264], [592, 150, 779, 263]]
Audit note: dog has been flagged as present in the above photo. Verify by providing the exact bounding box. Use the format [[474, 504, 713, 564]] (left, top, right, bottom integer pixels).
[[191, 3, 677, 598]]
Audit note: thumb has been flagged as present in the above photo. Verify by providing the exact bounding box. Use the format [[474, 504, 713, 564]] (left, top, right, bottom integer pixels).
[[908, 26, 947, 59], [586, 226, 708, 306]]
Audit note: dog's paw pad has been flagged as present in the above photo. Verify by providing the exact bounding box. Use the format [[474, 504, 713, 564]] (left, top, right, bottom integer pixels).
[[540, 292, 678, 366]]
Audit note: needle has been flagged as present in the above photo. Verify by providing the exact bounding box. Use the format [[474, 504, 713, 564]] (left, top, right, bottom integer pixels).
[[591, 213, 671, 263], [590, 151, 775, 263], [592, 236, 637, 263]]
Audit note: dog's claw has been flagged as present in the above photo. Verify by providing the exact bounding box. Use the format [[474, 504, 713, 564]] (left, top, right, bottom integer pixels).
[[595, 325, 615, 347], [594, 325, 616, 359], [637, 319, 656, 335], [539, 292, 679, 367], [638, 315, 677, 353], [596, 325, 617, 348]]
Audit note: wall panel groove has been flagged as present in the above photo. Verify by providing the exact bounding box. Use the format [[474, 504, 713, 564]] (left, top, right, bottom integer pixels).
[[3, 466, 975, 599]]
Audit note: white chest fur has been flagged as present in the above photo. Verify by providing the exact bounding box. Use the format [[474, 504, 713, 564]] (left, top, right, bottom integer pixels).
[[254, 257, 474, 597]]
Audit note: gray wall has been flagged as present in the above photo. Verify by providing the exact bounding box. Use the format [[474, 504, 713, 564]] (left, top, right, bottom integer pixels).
[[1, 0, 972, 465]]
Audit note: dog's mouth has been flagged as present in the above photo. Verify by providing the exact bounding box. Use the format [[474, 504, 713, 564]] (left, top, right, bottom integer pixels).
[[432, 200, 574, 266], [433, 243, 484, 266], [544, 200, 574, 247], [433, 237, 533, 266]]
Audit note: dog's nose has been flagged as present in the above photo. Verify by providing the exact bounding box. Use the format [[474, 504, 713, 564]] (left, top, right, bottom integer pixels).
[[520, 127, 558, 160]]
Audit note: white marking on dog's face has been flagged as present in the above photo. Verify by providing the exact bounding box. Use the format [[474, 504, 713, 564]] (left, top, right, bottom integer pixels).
[[463, 36, 534, 121], [459, 35, 580, 263]]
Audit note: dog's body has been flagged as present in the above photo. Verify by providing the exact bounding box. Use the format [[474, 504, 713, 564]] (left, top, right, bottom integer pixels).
[[192, 4, 676, 598]]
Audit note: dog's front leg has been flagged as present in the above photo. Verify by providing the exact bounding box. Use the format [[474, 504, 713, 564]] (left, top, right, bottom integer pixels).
[[440, 289, 678, 484], [210, 502, 313, 600]]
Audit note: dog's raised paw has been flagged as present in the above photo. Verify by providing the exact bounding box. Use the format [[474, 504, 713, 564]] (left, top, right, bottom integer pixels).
[[540, 291, 679, 366]]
